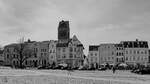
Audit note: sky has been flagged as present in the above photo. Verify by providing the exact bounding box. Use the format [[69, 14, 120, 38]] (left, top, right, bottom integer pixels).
[[0, 0, 150, 55]]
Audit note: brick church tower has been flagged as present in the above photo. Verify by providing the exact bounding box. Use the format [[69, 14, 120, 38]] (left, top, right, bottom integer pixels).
[[58, 20, 70, 43]]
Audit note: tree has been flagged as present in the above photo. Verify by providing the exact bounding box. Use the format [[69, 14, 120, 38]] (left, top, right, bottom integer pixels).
[[12, 38, 34, 68]]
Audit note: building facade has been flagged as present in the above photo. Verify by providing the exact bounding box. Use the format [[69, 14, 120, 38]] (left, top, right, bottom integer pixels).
[[120, 39, 149, 66], [88, 45, 99, 68], [115, 44, 124, 64], [0, 50, 4, 65], [48, 40, 57, 65], [3, 40, 50, 67], [99, 44, 116, 66], [3, 20, 84, 68], [56, 20, 84, 68]]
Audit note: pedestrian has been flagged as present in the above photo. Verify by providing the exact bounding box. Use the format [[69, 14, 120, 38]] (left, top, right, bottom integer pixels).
[[112, 66, 116, 74]]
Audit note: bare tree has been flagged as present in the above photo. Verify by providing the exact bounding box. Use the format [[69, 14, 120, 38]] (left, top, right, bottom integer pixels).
[[12, 38, 34, 68]]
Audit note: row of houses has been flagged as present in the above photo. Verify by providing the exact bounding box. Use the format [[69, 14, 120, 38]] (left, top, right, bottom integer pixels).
[[0, 20, 149, 69], [88, 39, 150, 68], [0, 20, 84, 68]]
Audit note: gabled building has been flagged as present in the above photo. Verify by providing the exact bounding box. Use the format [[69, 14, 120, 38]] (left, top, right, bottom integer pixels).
[[56, 20, 84, 68]]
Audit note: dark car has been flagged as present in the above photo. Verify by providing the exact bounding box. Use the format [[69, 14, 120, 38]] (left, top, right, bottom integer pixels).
[[37, 65, 53, 69], [138, 68, 150, 74], [52, 66, 62, 69], [37, 66, 46, 69], [88, 67, 96, 70], [131, 68, 150, 75], [98, 67, 107, 71]]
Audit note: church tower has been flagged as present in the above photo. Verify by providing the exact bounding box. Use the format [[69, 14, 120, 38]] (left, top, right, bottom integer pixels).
[[58, 20, 70, 42]]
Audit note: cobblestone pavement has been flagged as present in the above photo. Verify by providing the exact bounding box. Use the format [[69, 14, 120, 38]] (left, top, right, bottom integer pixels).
[[0, 69, 149, 84]]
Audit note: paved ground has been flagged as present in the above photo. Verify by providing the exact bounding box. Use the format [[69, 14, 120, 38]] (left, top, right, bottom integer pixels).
[[0, 69, 150, 84]]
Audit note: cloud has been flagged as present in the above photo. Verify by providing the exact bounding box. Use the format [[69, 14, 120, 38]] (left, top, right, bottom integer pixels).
[[0, 0, 150, 54]]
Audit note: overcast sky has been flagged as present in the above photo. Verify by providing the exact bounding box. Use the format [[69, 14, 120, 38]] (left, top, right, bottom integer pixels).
[[0, 0, 150, 54]]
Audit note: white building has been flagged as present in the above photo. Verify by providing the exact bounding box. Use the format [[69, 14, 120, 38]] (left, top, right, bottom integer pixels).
[[120, 39, 149, 66]]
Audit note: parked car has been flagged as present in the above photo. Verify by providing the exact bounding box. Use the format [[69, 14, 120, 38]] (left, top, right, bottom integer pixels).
[[78, 66, 88, 70], [131, 68, 150, 75], [37, 65, 52, 69], [72, 67, 79, 70], [52, 66, 62, 69], [88, 67, 96, 70], [98, 67, 107, 71]]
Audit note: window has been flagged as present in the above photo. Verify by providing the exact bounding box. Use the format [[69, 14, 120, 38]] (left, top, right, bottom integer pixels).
[[130, 57, 132, 61], [130, 50, 132, 54], [145, 51, 147, 54], [51, 56, 53, 59], [74, 48, 76, 52], [126, 51, 128, 54], [13, 54, 15, 58], [49, 50, 52, 53], [74, 55, 76, 58], [63, 54, 66, 58], [126, 57, 128, 61], [69, 47, 73, 52], [58, 48, 61, 51], [52, 45, 54, 48], [44, 53, 47, 56], [34, 53, 37, 58], [134, 51, 136, 54], [112, 52, 114, 55], [25, 61, 27, 65], [95, 53, 97, 56], [105, 57, 107, 61], [13, 49, 16, 52], [141, 57, 143, 60], [137, 56, 140, 61], [101, 57, 103, 61], [7, 54, 9, 58], [91, 53, 93, 56], [137, 51, 139, 54], [116, 58, 119, 62], [145, 57, 147, 61], [108, 57, 110, 60], [41, 53, 43, 56], [91, 58, 93, 62], [119, 53, 121, 56], [36, 48, 38, 52], [69, 53, 73, 58], [7, 49, 9, 52], [133, 56, 135, 60], [141, 51, 143, 54], [57, 55, 60, 58], [63, 48, 65, 52]]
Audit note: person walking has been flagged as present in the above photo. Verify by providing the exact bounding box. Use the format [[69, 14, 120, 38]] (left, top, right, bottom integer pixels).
[[112, 66, 116, 74]]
